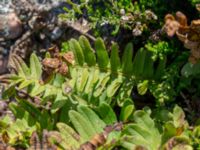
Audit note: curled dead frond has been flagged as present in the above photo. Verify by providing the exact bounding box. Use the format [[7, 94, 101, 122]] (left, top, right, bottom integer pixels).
[[28, 130, 58, 150], [163, 11, 200, 64], [79, 122, 123, 150]]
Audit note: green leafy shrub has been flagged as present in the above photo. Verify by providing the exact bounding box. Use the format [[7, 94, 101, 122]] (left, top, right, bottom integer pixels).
[[145, 41, 174, 60], [190, 0, 200, 5], [60, 0, 157, 36], [0, 115, 36, 148], [121, 105, 192, 150]]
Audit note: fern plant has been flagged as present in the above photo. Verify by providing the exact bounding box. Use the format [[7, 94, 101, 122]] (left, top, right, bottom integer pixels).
[[50, 103, 121, 150], [47, 104, 193, 150], [1, 35, 172, 148], [3, 35, 167, 113], [0, 98, 134, 149]]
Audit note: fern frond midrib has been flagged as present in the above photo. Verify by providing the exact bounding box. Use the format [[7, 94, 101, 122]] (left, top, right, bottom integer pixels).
[[70, 63, 135, 79]]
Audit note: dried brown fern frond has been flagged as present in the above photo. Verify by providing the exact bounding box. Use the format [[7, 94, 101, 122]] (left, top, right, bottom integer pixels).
[[42, 46, 75, 76], [28, 130, 58, 150], [79, 122, 123, 150], [163, 11, 200, 64]]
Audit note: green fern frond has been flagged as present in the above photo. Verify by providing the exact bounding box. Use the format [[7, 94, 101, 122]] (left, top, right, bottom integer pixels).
[[3, 36, 167, 113], [51, 103, 120, 150]]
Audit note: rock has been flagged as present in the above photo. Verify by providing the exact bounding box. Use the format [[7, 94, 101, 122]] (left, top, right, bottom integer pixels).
[[0, 13, 22, 40], [0, 101, 7, 111], [0, 54, 8, 74], [0, 0, 85, 72], [51, 27, 62, 40]]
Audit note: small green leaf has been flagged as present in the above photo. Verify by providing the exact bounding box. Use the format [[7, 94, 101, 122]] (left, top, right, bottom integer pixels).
[[9, 102, 26, 119], [77, 105, 106, 133], [51, 92, 68, 113], [79, 36, 96, 66], [2, 85, 16, 99], [53, 74, 65, 87], [133, 111, 155, 130], [12, 56, 27, 78], [155, 56, 167, 79], [69, 39, 85, 66], [93, 72, 110, 97], [57, 123, 81, 147], [110, 43, 121, 72], [162, 122, 177, 144], [84, 68, 99, 94], [17, 97, 42, 121], [181, 62, 200, 77], [142, 51, 154, 78], [117, 81, 133, 106], [173, 105, 186, 128], [30, 82, 45, 97], [43, 86, 58, 98], [122, 110, 161, 150], [95, 38, 109, 69], [97, 103, 117, 124], [133, 48, 147, 77], [61, 42, 70, 52], [122, 43, 133, 74], [111, 24, 120, 35], [30, 53, 42, 79], [107, 76, 123, 97], [76, 68, 89, 92], [18, 80, 34, 89], [120, 99, 135, 122], [137, 80, 149, 95], [13, 55, 30, 76], [69, 110, 96, 140]]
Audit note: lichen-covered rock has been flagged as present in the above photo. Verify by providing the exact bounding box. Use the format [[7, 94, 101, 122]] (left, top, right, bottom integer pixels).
[[0, 13, 22, 40], [0, 0, 72, 73]]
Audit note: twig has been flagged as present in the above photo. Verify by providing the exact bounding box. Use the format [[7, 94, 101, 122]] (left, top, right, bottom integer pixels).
[[180, 91, 193, 113], [0, 74, 13, 83], [63, 21, 96, 42]]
